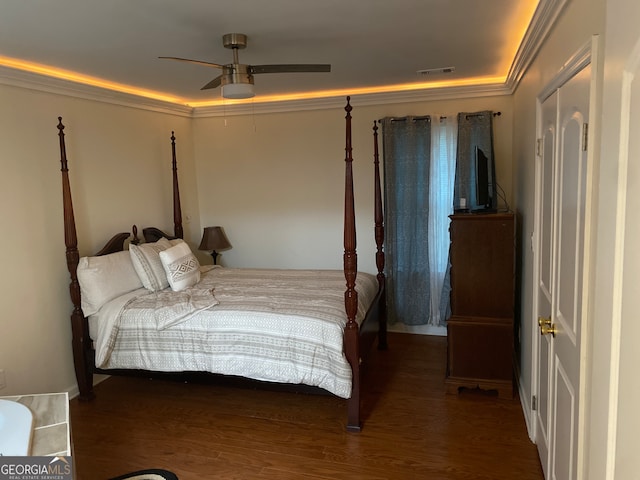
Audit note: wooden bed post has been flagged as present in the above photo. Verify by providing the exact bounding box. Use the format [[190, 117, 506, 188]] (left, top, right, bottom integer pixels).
[[171, 131, 184, 239], [372, 120, 387, 350], [343, 97, 361, 432], [58, 118, 94, 401]]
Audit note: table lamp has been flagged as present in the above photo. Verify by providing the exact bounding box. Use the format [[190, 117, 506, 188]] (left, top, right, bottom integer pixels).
[[198, 226, 232, 265]]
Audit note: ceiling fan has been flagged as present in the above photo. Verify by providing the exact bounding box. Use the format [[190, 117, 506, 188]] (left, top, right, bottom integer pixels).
[[159, 33, 331, 99]]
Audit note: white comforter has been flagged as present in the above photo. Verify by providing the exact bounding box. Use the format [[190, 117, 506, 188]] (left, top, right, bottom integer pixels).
[[91, 266, 379, 398]]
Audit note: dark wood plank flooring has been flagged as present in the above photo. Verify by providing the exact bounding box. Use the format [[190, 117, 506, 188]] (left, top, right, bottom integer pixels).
[[69, 333, 543, 480]]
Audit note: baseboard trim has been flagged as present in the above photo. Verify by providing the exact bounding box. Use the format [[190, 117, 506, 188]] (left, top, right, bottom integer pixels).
[[512, 357, 535, 442], [66, 374, 110, 401]]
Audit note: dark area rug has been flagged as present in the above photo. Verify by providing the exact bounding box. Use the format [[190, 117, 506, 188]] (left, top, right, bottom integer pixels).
[[108, 469, 178, 480]]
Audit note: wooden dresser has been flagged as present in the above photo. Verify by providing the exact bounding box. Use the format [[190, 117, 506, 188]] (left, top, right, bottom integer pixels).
[[445, 213, 515, 398]]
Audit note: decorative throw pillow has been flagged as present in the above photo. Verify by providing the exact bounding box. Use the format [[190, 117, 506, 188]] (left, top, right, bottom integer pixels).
[[129, 237, 172, 291], [77, 250, 143, 316], [159, 241, 201, 291]]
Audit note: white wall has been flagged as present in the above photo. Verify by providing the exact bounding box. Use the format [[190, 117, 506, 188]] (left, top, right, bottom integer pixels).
[[193, 96, 513, 275], [0, 83, 198, 397]]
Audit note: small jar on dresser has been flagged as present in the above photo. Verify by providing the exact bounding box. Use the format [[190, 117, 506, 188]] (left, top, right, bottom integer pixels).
[[445, 212, 516, 399]]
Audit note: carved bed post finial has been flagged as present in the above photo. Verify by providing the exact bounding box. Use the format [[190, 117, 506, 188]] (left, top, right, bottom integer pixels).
[[171, 131, 184, 239], [343, 96, 361, 431], [372, 120, 387, 350], [58, 117, 94, 401], [58, 118, 68, 171]]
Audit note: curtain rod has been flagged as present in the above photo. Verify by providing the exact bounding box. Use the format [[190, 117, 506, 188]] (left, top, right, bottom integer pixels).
[[377, 111, 501, 123], [465, 111, 502, 119], [376, 115, 431, 122]]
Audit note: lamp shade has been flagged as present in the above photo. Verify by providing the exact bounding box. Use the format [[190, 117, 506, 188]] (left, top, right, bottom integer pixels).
[[199, 226, 232, 252]]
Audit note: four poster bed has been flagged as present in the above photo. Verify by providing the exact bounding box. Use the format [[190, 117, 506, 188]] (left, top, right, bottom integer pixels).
[[58, 97, 386, 431]]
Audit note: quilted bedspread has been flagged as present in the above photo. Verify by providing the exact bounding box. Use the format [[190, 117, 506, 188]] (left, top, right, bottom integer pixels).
[[92, 266, 380, 398]]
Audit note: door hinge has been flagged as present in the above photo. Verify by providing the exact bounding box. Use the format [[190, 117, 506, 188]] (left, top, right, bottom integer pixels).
[[536, 138, 542, 156], [582, 123, 589, 151], [532, 395, 537, 411], [530, 232, 535, 253]]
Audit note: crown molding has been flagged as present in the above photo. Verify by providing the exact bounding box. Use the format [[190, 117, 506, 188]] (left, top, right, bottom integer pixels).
[[0, 61, 512, 117], [191, 82, 513, 117], [506, 0, 571, 90], [0, 66, 194, 117]]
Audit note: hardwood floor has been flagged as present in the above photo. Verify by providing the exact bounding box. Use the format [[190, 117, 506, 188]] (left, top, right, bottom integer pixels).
[[69, 333, 544, 480]]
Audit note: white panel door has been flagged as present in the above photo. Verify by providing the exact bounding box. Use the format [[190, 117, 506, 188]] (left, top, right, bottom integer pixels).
[[535, 61, 591, 479], [535, 90, 558, 479], [550, 63, 590, 480]]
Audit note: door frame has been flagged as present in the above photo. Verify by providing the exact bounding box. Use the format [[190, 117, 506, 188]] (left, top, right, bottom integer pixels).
[[599, 30, 640, 479], [530, 36, 601, 479]]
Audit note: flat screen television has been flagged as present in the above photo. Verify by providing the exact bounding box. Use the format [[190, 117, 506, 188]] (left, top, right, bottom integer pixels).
[[473, 146, 496, 212]]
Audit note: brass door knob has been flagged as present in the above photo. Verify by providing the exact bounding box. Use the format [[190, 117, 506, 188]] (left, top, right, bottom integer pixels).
[[540, 323, 557, 337], [538, 316, 557, 337], [538, 316, 551, 327]]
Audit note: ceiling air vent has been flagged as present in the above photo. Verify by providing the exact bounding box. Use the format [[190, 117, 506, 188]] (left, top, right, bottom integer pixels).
[[417, 66, 456, 76]]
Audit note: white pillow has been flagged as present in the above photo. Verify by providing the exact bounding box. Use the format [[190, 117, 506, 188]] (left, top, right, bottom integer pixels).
[[159, 242, 201, 291], [77, 250, 143, 316], [129, 237, 172, 291]]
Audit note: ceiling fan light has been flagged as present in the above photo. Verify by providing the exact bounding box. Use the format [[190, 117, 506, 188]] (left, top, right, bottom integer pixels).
[[222, 83, 255, 99]]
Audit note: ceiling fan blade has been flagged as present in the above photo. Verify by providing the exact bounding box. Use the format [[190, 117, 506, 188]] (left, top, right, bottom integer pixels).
[[250, 64, 331, 74], [200, 75, 223, 90], [159, 56, 224, 69]]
